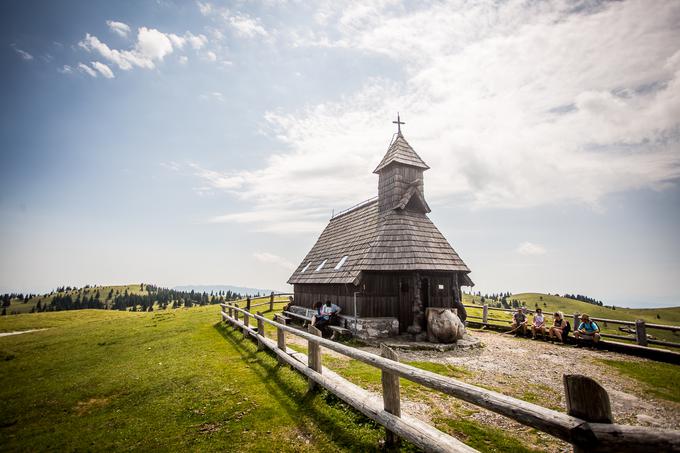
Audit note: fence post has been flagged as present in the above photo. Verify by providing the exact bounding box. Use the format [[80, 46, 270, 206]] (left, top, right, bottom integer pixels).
[[380, 344, 401, 449], [227, 303, 233, 321], [257, 312, 265, 351], [270, 292, 275, 311], [563, 374, 612, 453], [573, 313, 580, 331], [246, 296, 251, 313], [276, 315, 286, 363], [482, 304, 488, 325], [243, 311, 250, 338], [636, 319, 648, 346], [308, 325, 322, 391], [234, 305, 239, 323]]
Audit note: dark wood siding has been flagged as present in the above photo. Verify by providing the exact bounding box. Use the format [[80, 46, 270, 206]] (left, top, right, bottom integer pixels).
[[294, 270, 465, 334]]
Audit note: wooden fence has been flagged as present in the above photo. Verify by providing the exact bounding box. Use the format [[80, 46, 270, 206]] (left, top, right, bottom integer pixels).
[[464, 304, 680, 349], [219, 302, 680, 453]]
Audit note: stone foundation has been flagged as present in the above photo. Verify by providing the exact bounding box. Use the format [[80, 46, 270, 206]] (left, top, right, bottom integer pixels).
[[340, 316, 399, 341]]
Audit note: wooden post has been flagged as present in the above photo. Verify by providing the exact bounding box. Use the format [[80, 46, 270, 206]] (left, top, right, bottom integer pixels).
[[276, 315, 286, 363], [257, 312, 265, 351], [269, 292, 275, 311], [308, 325, 322, 391], [563, 374, 613, 453], [381, 344, 401, 449], [573, 313, 580, 331], [243, 311, 250, 337], [234, 305, 239, 323], [246, 296, 251, 313], [227, 303, 233, 320], [636, 319, 648, 346], [482, 304, 489, 325]]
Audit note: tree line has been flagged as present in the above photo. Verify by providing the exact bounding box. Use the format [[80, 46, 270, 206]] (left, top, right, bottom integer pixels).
[[1, 283, 245, 315]]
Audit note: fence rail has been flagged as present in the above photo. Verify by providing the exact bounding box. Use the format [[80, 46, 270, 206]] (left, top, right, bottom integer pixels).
[[220, 302, 680, 453], [463, 304, 680, 349]]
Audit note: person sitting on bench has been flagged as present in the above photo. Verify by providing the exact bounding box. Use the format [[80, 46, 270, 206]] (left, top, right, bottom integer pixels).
[[531, 308, 546, 339], [574, 314, 600, 344], [548, 311, 570, 343], [313, 300, 341, 332], [510, 307, 527, 336]]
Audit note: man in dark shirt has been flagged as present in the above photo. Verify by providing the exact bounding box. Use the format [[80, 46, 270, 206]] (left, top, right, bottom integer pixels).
[[511, 307, 527, 336]]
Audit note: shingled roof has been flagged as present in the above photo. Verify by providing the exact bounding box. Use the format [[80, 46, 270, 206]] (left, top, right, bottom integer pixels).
[[287, 199, 470, 285], [373, 133, 430, 173]]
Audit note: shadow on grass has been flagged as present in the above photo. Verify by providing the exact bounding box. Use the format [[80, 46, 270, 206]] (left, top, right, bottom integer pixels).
[[212, 322, 390, 452]]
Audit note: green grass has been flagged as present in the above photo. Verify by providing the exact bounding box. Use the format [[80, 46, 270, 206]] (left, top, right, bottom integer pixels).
[[0, 306, 390, 451], [434, 418, 542, 453], [599, 359, 680, 403]]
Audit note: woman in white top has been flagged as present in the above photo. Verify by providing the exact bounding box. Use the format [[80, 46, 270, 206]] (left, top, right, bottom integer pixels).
[[531, 308, 546, 339]]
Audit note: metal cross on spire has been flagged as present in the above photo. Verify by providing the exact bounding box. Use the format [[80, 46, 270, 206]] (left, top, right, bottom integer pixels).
[[392, 113, 405, 134]]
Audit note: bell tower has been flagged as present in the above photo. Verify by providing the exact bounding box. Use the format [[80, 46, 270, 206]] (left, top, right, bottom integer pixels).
[[374, 115, 430, 213]]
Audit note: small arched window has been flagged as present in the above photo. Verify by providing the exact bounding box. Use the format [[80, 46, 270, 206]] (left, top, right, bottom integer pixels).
[[315, 259, 327, 272], [300, 262, 311, 273]]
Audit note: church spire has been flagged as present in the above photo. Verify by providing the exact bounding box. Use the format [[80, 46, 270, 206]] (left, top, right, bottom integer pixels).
[[375, 116, 430, 213]]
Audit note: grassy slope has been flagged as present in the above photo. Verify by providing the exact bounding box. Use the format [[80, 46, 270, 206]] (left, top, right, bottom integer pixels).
[[1, 302, 547, 452], [0, 306, 387, 452], [463, 293, 680, 343]]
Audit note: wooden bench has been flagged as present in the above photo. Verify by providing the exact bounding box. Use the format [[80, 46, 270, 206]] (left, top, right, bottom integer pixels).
[[283, 310, 313, 323], [329, 325, 352, 340]]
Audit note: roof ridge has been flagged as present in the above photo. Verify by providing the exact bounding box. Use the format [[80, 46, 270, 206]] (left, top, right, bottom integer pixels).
[[330, 197, 378, 221]]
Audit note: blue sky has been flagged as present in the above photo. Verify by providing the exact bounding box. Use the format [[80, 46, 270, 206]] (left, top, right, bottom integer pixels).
[[1, 0, 679, 308]]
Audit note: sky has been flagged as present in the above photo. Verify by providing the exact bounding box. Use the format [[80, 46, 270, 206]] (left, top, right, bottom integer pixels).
[[1, 0, 679, 308]]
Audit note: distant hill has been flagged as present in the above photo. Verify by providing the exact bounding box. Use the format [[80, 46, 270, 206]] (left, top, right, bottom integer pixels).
[[172, 285, 282, 297]]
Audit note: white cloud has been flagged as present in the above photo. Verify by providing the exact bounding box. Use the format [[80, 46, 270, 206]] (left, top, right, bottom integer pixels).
[[225, 12, 268, 38], [186, 32, 208, 50], [197, 1, 213, 16], [78, 26, 208, 73], [91, 61, 114, 78], [77, 62, 97, 77], [12, 45, 33, 61], [106, 20, 131, 38], [57, 65, 73, 74], [199, 91, 224, 102], [178, 55, 188, 65], [205, 51, 217, 61], [190, 0, 680, 233], [516, 242, 547, 256], [253, 252, 296, 270]]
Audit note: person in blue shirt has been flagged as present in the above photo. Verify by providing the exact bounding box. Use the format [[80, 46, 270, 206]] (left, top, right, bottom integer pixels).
[[574, 313, 600, 343], [313, 300, 341, 331]]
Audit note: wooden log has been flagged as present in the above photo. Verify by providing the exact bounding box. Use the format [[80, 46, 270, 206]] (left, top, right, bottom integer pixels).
[[482, 304, 488, 325], [245, 309, 583, 443], [647, 338, 680, 349], [564, 374, 612, 453], [259, 334, 478, 453], [257, 312, 265, 351], [308, 325, 322, 391], [587, 423, 680, 453], [636, 320, 648, 347], [381, 344, 401, 449], [270, 292, 275, 311]]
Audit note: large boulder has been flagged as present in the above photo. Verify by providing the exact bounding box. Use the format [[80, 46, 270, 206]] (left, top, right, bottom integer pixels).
[[426, 308, 465, 343]]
